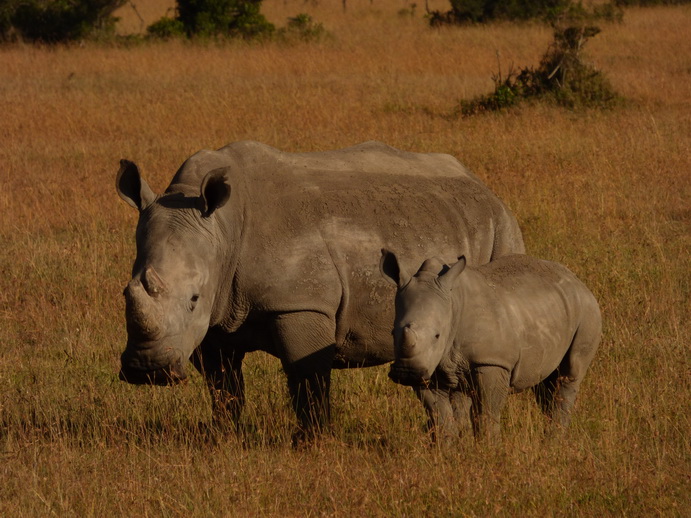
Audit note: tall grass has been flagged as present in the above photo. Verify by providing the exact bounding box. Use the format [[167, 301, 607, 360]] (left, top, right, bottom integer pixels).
[[1, 1, 689, 515]]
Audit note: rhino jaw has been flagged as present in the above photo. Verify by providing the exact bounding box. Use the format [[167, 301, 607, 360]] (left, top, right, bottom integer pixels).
[[388, 362, 429, 387], [119, 360, 188, 386], [119, 346, 188, 386]]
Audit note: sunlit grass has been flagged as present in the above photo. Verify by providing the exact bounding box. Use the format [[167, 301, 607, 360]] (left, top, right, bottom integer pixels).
[[1, 2, 689, 516]]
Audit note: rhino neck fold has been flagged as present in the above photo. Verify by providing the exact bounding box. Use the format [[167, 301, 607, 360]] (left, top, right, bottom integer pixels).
[[208, 186, 249, 333]]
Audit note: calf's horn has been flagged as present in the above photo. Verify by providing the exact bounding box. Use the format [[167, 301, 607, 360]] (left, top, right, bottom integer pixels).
[[401, 326, 417, 355], [142, 266, 166, 296]]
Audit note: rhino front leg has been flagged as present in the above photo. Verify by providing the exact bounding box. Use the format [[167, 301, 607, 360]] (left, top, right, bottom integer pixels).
[[191, 329, 246, 431], [272, 312, 336, 444], [450, 390, 474, 436], [471, 365, 510, 440], [414, 386, 460, 443]]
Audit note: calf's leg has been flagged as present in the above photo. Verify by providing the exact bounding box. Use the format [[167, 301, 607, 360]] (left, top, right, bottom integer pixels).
[[552, 321, 601, 429], [450, 390, 474, 436], [471, 365, 510, 440], [414, 386, 459, 442], [535, 320, 601, 430]]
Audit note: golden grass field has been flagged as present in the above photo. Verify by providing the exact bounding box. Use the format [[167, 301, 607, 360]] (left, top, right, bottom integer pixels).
[[1, 1, 689, 515]]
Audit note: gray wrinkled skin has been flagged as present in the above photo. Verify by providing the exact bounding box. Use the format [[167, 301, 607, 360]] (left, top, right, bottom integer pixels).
[[116, 140, 525, 440], [381, 251, 601, 441]]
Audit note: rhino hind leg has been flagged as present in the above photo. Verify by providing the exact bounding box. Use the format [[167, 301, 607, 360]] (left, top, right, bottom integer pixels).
[[191, 331, 246, 432], [536, 321, 601, 430], [535, 369, 583, 430], [272, 312, 337, 444], [533, 369, 559, 418]]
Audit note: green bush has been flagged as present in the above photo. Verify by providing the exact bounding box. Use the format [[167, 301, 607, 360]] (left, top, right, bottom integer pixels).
[[146, 17, 186, 39], [0, 1, 15, 41], [614, 0, 690, 5], [276, 13, 327, 43], [1, 0, 125, 43], [429, 0, 623, 26], [149, 0, 274, 39], [459, 25, 621, 115]]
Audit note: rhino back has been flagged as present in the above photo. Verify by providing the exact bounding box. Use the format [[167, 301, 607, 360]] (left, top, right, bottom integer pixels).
[[458, 256, 598, 389]]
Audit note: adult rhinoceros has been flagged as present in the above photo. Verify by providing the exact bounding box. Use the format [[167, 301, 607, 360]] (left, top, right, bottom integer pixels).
[[116, 140, 524, 440]]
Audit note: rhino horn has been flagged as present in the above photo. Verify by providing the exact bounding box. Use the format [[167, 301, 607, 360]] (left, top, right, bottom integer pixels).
[[141, 266, 166, 297], [400, 326, 417, 355], [124, 279, 165, 340]]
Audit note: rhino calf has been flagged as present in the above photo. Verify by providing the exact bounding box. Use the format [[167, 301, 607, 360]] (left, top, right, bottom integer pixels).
[[380, 251, 601, 440]]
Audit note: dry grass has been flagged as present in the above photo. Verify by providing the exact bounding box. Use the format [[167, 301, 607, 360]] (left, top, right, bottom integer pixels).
[[1, 1, 689, 516]]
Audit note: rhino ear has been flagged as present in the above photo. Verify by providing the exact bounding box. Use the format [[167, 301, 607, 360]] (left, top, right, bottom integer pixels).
[[438, 256, 467, 291], [380, 249, 410, 287], [200, 168, 231, 217], [116, 159, 156, 211]]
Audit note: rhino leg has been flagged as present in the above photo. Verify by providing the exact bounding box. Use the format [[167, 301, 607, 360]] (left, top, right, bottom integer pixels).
[[471, 365, 510, 440], [535, 369, 582, 431], [450, 390, 474, 436], [533, 369, 560, 420], [191, 330, 246, 431], [414, 386, 460, 443], [272, 312, 336, 444], [536, 323, 600, 431]]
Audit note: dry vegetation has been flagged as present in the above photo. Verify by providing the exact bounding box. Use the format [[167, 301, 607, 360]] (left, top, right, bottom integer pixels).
[[1, 1, 689, 515]]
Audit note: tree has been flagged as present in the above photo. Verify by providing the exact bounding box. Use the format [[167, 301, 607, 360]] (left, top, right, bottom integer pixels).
[[1, 0, 125, 43]]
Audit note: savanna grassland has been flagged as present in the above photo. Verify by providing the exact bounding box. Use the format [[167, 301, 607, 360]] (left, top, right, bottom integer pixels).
[[1, 1, 689, 515]]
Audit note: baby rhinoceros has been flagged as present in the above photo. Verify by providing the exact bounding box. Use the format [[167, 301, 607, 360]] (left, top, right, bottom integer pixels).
[[380, 250, 601, 440]]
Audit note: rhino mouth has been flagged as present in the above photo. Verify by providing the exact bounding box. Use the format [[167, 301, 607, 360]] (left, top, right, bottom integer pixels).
[[388, 363, 429, 387], [119, 363, 188, 386]]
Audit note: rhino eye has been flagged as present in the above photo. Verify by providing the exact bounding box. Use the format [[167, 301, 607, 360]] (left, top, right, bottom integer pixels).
[[189, 294, 200, 311], [435, 333, 440, 340]]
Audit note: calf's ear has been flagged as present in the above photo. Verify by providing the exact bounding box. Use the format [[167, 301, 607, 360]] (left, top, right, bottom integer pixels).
[[380, 249, 410, 287], [116, 159, 156, 211], [438, 256, 466, 291], [200, 168, 231, 217]]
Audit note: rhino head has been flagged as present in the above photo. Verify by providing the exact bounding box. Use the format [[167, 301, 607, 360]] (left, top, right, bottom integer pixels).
[[380, 249, 466, 387], [116, 159, 231, 385]]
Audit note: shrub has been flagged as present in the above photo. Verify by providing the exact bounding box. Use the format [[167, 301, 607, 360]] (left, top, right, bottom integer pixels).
[[148, 0, 274, 40], [146, 17, 186, 39], [428, 0, 623, 26], [459, 24, 621, 115], [276, 13, 327, 43], [614, 0, 690, 5], [1, 0, 125, 43]]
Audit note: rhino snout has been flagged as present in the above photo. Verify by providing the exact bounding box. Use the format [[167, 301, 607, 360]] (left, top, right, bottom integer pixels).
[[119, 357, 187, 386], [119, 345, 187, 386], [388, 362, 429, 387]]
